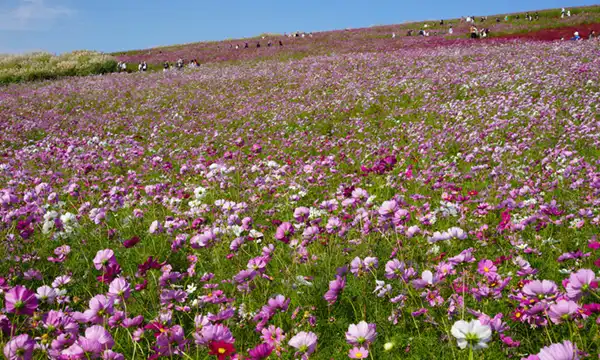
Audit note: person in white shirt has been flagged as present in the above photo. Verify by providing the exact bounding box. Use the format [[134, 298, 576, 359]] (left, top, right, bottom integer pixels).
[[392, 32, 396, 38], [138, 63, 143, 72], [449, 26, 453, 34]]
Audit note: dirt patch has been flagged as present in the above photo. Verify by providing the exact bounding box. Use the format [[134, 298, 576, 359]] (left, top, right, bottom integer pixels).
[[494, 23, 600, 41]]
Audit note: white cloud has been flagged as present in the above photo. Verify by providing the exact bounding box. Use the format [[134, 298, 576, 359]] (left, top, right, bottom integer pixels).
[[0, 0, 75, 31]]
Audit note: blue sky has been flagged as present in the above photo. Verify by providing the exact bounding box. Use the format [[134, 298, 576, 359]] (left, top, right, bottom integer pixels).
[[1, 0, 598, 54]]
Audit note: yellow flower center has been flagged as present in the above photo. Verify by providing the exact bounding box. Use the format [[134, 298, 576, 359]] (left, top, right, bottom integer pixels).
[[355, 352, 363, 357], [218, 348, 226, 354], [483, 267, 489, 272]]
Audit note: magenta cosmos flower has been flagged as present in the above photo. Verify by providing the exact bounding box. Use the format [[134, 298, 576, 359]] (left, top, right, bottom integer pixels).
[[345, 321, 377, 346], [274, 222, 294, 243], [4, 286, 38, 316], [538, 340, 579, 360], [247, 343, 273, 360], [288, 331, 317, 356], [3, 334, 35, 360]]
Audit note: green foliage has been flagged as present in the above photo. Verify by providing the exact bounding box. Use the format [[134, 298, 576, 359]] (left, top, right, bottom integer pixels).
[[0, 51, 118, 85]]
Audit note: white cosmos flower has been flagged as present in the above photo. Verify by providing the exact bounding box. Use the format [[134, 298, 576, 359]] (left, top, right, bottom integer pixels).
[[451, 320, 492, 350]]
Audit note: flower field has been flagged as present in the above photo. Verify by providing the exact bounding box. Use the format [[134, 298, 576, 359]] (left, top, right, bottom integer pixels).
[[1, 34, 600, 360]]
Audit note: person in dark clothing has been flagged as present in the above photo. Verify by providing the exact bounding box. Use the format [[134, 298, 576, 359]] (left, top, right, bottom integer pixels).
[[589, 30, 597, 39], [257, 42, 261, 48], [279, 40, 283, 46], [534, 12, 539, 20], [268, 41, 272, 47], [244, 42, 249, 48], [440, 19, 444, 25], [163, 62, 169, 71]]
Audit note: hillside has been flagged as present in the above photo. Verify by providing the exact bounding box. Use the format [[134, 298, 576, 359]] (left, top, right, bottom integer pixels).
[[113, 5, 600, 66]]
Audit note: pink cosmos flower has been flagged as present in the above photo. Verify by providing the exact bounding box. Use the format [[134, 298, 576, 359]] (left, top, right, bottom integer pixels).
[[537, 340, 579, 360], [261, 325, 285, 347], [345, 321, 377, 346], [548, 300, 579, 324], [274, 222, 294, 243], [348, 346, 369, 359], [108, 277, 131, 299], [477, 259, 497, 276], [288, 331, 317, 356], [93, 249, 116, 270], [4, 286, 38, 316], [565, 269, 598, 300], [3, 334, 35, 360]]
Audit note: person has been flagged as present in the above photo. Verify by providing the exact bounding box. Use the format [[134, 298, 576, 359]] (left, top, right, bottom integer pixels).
[[481, 28, 489, 38], [176, 58, 184, 70], [571, 31, 581, 41], [244, 42, 249, 48], [567, 10, 571, 17], [449, 26, 453, 34], [138, 63, 143, 72], [279, 40, 283, 46], [418, 29, 425, 36], [256, 42, 261, 48], [141, 62, 147, 72], [561, 8, 566, 18], [440, 19, 444, 25], [235, 44, 239, 49], [470, 25, 478, 39], [496, 17, 500, 23], [589, 30, 596, 39], [534, 12, 539, 20], [163, 62, 169, 71], [505, 15, 509, 21], [392, 32, 396, 38], [268, 41, 272, 47]]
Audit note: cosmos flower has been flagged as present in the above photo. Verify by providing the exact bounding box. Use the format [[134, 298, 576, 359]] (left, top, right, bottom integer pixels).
[[345, 321, 377, 346], [4, 286, 38, 316], [537, 340, 579, 360], [3, 334, 35, 360], [348, 347, 369, 359], [288, 331, 318, 356], [565, 269, 598, 300], [451, 320, 492, 350]]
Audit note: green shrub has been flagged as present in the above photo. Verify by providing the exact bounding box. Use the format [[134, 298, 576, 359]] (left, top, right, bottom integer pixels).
[[0, 51, 118, 85]]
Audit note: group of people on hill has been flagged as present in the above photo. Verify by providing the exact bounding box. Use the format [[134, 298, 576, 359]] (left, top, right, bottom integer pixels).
[[285, 32, 313, 38], [470, 26, 490, 39], [231, 40, 284, 49], [561, 8, 572, 18], [564, 30, 597, 41]]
